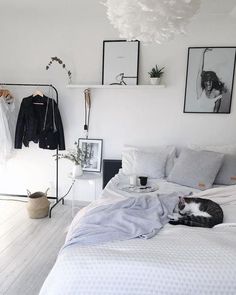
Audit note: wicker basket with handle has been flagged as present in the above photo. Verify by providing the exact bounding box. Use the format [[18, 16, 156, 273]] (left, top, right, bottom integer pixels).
[[26, 189, 50, 219]]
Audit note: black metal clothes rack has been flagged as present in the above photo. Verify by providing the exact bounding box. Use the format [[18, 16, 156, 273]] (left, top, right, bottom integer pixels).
[[0, 83, 64, 217]]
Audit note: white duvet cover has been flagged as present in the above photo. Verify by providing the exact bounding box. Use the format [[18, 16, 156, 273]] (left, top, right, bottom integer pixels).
[[40, 173, 236, 295]]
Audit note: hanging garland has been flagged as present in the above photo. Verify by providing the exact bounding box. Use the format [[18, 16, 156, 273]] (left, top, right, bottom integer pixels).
[[46, 57, 72, 83]]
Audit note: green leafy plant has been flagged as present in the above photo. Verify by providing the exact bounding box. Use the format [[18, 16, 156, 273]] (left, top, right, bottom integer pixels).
[[46, 57, 72, 82], [148, 65, 165, 78], [54, 141, 84, 165]]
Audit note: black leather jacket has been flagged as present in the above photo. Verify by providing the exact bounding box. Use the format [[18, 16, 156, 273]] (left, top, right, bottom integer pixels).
[[15, 95, 65, 150]]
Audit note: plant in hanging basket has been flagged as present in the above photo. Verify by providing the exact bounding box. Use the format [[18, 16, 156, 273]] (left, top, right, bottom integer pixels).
[[46, 56, 72, 83]]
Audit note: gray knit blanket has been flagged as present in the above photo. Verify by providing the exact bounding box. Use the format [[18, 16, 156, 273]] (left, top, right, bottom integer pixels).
[[63, 193, 179, 248]]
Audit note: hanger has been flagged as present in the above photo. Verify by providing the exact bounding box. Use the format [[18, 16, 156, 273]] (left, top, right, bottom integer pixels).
[[33, 89, 44, 97], [33, 89, 44, 105], [0, 88, 14, 104]]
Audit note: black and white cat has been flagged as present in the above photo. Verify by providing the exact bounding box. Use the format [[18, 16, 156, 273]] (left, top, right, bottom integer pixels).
[[169, 196, 223, 228]]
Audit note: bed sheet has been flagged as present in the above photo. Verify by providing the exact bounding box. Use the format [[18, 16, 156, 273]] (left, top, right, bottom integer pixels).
[[40, 174, 236, 295]]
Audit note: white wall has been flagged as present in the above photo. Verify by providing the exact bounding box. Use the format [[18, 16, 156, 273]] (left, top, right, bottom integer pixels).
[[0, 1, 236, 199]]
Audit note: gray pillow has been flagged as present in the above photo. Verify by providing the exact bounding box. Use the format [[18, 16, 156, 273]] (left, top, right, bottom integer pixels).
[[167, 148, 224, 190], [214, 154, 236, 185]]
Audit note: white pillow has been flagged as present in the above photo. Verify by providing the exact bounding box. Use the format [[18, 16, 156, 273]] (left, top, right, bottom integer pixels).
[[122, 145, 176, 176], [133, 150, 169, 178], [122, 146, 135, 175], [165, 148, 176, 176], [189, 144, 236, 155]]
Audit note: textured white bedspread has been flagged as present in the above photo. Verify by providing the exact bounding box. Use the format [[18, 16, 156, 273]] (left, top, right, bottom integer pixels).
[[40, 175, 236, 295]]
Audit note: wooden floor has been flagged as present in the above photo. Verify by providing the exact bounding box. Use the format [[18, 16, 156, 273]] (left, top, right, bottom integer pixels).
[[0, 199, 74, 295]]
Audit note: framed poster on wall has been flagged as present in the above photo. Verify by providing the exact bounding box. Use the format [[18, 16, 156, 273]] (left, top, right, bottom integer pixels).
[[102, 40, 140, 85], [184, 47, 236, 113], [79, 138, 103, 172]]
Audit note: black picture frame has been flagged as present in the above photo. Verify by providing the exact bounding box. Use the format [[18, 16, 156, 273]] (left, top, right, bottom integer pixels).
[[102, 40, 140, 85], [183, 47, 236, 114], [78, 138, 103, 172]]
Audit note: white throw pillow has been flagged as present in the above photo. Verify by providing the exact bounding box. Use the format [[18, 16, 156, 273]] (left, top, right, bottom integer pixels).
[[133, 150, 169, 178], [189, 144, 236, 155], [121, 145, 176, 176], [122, 146, 136, 175]]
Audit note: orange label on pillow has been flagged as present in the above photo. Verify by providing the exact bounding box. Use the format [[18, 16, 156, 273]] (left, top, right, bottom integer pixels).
[[198, 183, 206, 188], [230, 176, 236, 181]]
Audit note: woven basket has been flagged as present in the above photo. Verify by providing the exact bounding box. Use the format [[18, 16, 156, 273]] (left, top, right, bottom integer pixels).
[[26, 191, 50, 219]]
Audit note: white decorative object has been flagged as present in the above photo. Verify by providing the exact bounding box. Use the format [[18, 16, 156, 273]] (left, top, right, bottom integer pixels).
[[129, 175, 137, 186], [150, 78, 161, 85], [103, 0, 200, 44], [72, 164, 83, 178]]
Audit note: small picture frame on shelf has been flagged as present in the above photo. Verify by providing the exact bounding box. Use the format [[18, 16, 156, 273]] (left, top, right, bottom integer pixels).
[[79, 138, 103, 172], [102, 40, 140, 85]]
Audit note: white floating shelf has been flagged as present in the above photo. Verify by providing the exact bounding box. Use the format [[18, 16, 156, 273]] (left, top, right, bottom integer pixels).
[[67, 84, 165, 89]]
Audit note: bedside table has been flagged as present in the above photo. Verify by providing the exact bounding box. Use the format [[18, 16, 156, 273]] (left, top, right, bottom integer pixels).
[[70, 173, 102, 217]]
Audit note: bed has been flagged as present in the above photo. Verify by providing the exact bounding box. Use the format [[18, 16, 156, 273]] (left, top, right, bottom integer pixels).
[[40, 151, 236, 295]]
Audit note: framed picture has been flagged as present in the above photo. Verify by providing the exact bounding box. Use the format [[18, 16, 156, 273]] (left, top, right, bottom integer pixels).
[[184, 47, 236, 113], [102, 40, 140, 85], [79, 138, 103, 172]]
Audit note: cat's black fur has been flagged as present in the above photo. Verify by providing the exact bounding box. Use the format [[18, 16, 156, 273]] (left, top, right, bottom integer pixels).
[[169, 197, 224, 228]]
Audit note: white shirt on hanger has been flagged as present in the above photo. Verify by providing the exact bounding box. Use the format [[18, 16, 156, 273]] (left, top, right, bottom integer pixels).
[[0, 96, 16, 163]]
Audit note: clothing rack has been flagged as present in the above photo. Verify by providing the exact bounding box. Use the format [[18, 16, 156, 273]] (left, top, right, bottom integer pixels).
[[0, 83, 63, 217]]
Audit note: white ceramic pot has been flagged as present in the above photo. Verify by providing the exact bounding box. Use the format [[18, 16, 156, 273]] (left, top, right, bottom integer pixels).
[[150, 77, 161, 85], [72, 164, 83, 178]]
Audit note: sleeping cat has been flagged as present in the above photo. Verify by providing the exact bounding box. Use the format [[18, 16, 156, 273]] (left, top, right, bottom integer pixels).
[[169, 196, 223, 228]]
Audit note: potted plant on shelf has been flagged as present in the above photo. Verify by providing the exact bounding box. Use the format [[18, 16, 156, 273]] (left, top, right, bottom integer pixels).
[[54, 141, 84, 178], [148, 65, 164, 85]]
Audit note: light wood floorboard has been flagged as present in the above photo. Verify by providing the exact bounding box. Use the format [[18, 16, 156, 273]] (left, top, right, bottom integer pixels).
[[0, 199, 74, 295]]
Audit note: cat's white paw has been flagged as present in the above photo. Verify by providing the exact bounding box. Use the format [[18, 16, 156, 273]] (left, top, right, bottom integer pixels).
[[168, 213, 179, 221]]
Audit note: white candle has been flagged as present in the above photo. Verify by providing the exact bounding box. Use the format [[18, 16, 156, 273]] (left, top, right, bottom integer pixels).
[[129, 175, 137, 186]]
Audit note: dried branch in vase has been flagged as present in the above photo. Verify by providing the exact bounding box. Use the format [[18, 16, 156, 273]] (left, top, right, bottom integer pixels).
[[53, 141, 84, 165]]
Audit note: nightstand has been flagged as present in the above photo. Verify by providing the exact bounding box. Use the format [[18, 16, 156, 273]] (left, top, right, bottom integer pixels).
[[70, 173, 102, 217]]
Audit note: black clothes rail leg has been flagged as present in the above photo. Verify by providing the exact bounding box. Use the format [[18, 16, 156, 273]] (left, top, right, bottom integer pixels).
[[0, 83, 64, 217]]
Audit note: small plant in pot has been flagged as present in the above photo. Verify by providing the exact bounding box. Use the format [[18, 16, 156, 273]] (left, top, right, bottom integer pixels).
[[54, 141, 85, 178], [148, 65, 164, 85]]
